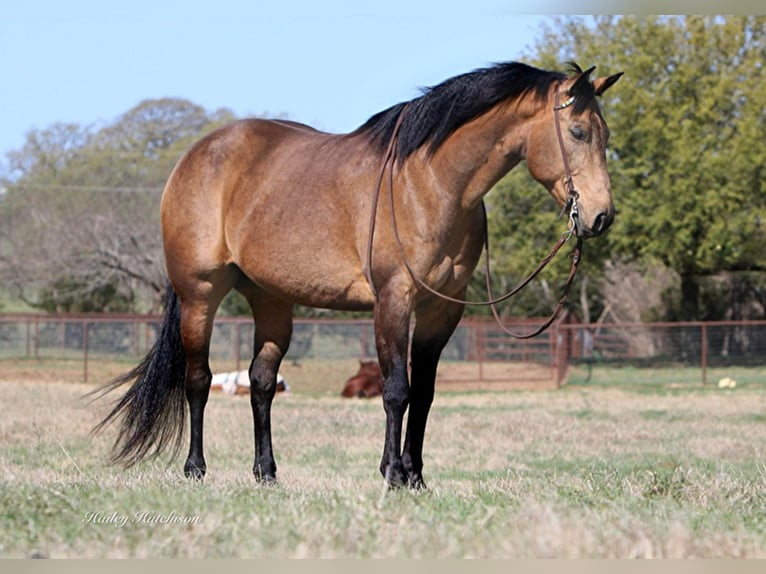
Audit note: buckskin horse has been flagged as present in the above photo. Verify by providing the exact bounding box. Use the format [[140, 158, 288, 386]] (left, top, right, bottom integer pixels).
[[92, 61, 621, 489]]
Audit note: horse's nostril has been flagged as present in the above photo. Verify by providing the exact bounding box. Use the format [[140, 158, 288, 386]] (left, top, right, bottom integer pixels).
[[593, 211, 613, 235]]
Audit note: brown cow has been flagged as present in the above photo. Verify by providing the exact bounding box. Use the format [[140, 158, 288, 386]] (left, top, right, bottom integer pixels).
[[341, 360, 383, 398]]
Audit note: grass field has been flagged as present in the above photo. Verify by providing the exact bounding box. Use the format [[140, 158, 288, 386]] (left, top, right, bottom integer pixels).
[[1, 360, 766, 558]]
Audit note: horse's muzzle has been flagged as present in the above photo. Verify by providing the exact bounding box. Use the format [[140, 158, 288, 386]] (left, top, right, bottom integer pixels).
[[576, 208, 614, 238]]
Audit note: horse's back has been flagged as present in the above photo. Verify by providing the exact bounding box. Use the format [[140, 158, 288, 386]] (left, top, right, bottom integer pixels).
[[160, 118, 378, 309]]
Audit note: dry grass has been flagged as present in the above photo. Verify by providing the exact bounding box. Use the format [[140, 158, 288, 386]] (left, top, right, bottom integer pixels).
[[0, 356, 558, 390], [1, 374, 766, 558]]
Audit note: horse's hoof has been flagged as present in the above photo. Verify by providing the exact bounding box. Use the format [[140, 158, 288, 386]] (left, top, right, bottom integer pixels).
[[408, 475, 428, 490], [253, 465, 277, 485], [183, 461, 206, 481], [255, 474, 278, 486], [381, 463, 408, 488]]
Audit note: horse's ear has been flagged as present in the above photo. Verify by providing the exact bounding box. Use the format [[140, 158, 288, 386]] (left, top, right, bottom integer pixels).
[[568, 65, 597, 97], [593, 72, 624, 96]]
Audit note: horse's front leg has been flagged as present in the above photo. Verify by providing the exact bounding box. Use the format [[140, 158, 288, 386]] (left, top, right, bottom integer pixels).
[[403, 296, 465, 489], [374, 283, 412, 488]]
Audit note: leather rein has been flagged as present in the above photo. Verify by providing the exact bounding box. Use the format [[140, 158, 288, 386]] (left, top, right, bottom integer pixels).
[[364, 88, 583, 339]]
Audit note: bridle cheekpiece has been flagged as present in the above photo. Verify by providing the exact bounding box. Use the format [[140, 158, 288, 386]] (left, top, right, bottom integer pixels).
[[553, 89, 581, 240]]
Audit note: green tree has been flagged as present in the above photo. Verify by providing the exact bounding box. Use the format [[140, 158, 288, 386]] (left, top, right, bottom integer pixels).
[[492, 15, 766, 321], [1, 99, 237, 312]]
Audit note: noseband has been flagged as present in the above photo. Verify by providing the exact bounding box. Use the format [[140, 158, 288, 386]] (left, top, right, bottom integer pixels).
[[365, 86, 583, 339]]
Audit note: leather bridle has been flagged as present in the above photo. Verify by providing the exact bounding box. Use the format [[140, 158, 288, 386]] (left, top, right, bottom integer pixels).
[[364, 86, 583, 339]]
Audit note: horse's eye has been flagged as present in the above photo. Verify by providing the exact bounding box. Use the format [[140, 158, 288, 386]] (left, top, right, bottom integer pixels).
[[569, 126, 588, 142]]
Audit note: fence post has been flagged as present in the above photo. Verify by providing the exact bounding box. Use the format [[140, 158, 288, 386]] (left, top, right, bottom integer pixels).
[[235, 321, 242, 372], [478, 322, 485, 382], [361, 321, 369, 358], [34, 319, 39, 359], [553, 323, 562, 388], [701, 322, 708, 386], [133, 319, 140, 357], [83, 319, 89, 383]]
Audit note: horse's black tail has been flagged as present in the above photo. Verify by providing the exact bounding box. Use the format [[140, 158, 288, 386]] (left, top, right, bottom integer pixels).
[[89, 283, 187, 467]]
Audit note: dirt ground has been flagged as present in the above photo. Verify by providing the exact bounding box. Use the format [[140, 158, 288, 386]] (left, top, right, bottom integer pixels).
[[435, 360, 559, 390]]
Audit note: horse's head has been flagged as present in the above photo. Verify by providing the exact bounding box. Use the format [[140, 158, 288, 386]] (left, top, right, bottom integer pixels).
[[525, 65, 623, 238]]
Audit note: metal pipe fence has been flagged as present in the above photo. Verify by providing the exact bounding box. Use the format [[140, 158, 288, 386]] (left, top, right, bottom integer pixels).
[[1, 313, 764, 388], [558, 320, 766, 387]]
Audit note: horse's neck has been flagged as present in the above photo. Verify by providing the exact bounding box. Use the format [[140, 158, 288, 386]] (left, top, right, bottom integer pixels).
[[425, 106, 533, 211]]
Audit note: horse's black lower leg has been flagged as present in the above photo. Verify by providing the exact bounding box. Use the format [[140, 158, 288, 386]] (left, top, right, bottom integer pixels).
[[243, 293, 292, 484], [401, 348, 435, 489], [402, 298, 465, 489], [180, 301, 220, 481], [249, 356, 280, 483], [178, 275, 233, 481], [183, 361, 210, 480], [374, 289, 412, 488], [379, 356, 410, 487]]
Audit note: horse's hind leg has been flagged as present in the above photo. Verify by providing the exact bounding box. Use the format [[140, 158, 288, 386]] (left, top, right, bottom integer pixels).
[[177, 271, 235, 480], [403, 297, 465, 489], [239, 284, 293, 483]]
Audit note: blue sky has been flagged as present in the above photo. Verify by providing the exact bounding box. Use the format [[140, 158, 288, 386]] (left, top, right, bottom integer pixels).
[[1, 1, 553, 158], [3, 1, 755, 160]]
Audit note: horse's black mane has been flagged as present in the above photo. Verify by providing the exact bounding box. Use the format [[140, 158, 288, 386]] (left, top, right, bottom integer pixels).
[[355, 61, 589, 161]]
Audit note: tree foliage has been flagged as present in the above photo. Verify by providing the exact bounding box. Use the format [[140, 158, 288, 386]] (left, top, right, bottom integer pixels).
[[487, 15, 766, 321], [0, 99, 236, 312]]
